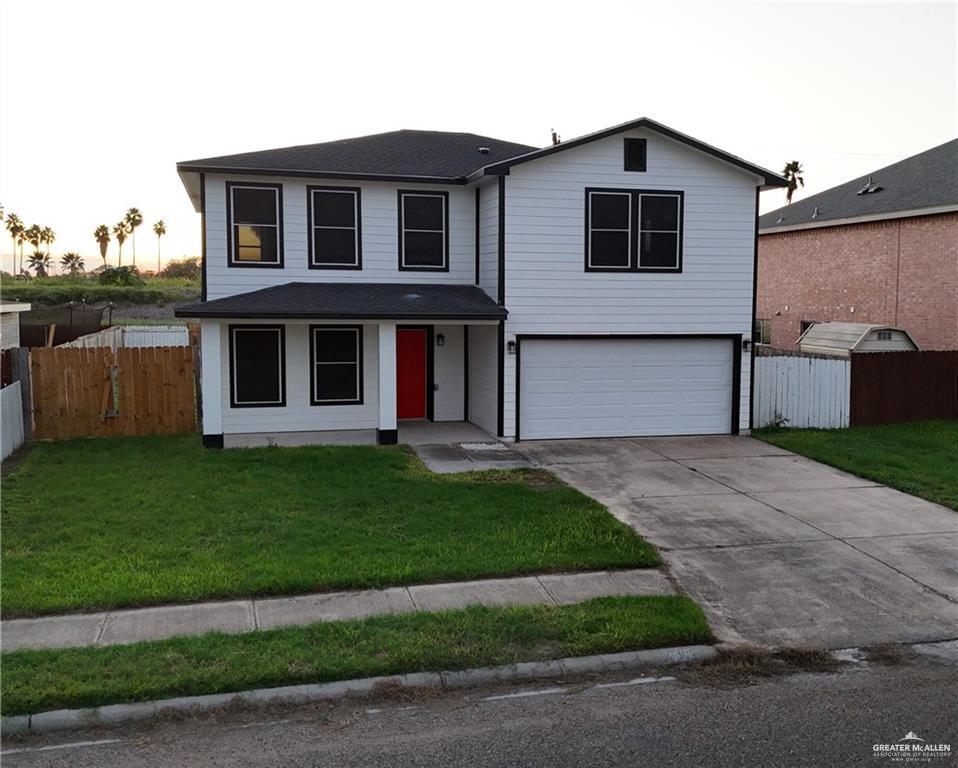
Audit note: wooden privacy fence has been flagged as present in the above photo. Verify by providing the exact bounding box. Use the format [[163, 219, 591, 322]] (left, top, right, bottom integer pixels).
[[754, 353, 851, 428], [30, 346, 197, 440], [850, 351, 958, 426]]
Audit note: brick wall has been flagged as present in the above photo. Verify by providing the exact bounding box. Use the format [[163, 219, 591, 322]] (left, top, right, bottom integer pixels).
[[757, 212, 958, 350]]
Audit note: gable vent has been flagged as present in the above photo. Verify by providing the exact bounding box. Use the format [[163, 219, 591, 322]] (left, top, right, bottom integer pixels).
[[624, 138, 647, 172]]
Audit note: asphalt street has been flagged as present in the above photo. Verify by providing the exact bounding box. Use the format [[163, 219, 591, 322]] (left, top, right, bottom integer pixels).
[[4, 653, 956, 767]]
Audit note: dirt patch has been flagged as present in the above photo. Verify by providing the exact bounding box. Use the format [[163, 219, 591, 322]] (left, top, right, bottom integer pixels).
[[863, 644, 917, 666], [684, 646, 843, 687]]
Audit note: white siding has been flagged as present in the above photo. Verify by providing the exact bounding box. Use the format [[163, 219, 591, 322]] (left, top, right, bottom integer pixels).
[[205, 176, 476, 300], [478, 180, 499, 301], [468, 324, 498, 434], [1, 381, 24, 460], [754, 354, 850, 429], [433, 324, 465, 421], [219, 321, 379, 435], [858, 330, 917, 352], [502, 128, 760, 438], [1, 312, 20, 350]]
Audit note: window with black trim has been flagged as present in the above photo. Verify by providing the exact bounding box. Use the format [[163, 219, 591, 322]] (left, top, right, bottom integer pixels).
[[399, 191, 448, 270], [311, 326, 363, 405], [755, 319, 772, 346], [309, 187, 361, 269], [585, 188, 683, 272], [624, 138, 647, 171], [227, 183, 283, 266], [229, 326, 285, 407]]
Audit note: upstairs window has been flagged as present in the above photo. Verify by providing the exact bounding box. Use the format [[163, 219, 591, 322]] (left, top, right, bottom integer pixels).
[[399, 191, 448, 271], [311, 326, 363, 405], [624, 138, 647, 171], [227, 183, 283, 267], [755, 319, 772, 346], [309, 187, 361, 269], [229, 326, 285, 407], [585, 188, 683, 272]]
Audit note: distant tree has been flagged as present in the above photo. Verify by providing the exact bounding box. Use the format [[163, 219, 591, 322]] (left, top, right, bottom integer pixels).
[[40, 226, 55, 257], [153, 219, 166, 272], [4, 213, 24, 275], [160, 256, 200, 280], [24, 224, 43, 259], [782, 161, 805, 204], [94, 224, 111, 266], [27, 251, 51, 277], [112, 221, 129, 265], [125, 207, 143, 266], [60, 252, 85, 275]]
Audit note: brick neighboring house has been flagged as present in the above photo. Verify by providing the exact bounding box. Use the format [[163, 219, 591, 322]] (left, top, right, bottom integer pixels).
[[757, 139, 958, 351]]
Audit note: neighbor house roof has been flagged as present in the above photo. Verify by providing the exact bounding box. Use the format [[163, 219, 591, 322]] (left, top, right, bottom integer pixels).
[[760, 138, 958, 233], [797, 322, 918, 354], [176, 118, 788, 209], [175, 283, 508, 321]]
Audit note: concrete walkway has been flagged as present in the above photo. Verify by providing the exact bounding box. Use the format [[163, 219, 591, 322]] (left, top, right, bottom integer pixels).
[[518, 436, 958, 650], [2, 569, 673, 652]]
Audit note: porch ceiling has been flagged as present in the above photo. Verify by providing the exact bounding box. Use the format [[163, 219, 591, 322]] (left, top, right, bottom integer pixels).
[[175, 282, 507, 321]]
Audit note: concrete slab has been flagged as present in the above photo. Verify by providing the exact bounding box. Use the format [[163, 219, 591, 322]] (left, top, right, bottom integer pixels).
[[623, 493, 828, 549], [400, 421, 493, 446], [99, 600, 254, 645], [551, 459, 732, 502], [754, 486, 958, 539], [634, 435, 792, 460], [667, 539, 958, 648], [851, 533, 958, 601], [683, 455, 878, 493], [408, 576, 552, 611], [225, 430, 375, 448], [519, 439, 664, 465], [255, 587, 415, 630], [2, 612, 107, 652], [538, 569, 674, 605], [415, 444, 469, 462]]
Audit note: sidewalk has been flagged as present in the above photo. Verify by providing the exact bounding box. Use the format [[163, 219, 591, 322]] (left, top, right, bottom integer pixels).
[[2, 569, 673, 652]]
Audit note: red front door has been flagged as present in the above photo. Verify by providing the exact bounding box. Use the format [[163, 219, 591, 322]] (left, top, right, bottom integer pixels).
[[397, 329, 427, 419]]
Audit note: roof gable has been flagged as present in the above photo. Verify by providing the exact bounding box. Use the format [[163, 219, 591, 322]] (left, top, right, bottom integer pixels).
[[760, 138, 958, 232]]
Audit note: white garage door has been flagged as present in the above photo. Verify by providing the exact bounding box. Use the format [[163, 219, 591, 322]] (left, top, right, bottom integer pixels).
[[519, 338, 734, 439]]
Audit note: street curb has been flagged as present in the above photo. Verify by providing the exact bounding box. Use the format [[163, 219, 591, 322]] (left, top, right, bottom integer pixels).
[[1, 644, 716, 737]]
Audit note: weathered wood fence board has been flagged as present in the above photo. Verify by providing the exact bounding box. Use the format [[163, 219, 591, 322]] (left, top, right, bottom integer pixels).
[[754, 355, 850, 429], [30, 346, 196, 440], [850, 351, 958, 426]]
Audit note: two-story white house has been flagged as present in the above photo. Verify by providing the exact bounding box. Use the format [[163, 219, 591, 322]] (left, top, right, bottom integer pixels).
[[175, 118, 786, 447]]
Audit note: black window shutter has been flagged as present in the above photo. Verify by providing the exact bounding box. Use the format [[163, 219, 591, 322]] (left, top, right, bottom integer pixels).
[[624, 139, 647, 172]]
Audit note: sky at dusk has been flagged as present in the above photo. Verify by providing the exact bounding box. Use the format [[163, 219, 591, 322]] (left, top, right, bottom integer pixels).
[[1, 0, 955, 274]]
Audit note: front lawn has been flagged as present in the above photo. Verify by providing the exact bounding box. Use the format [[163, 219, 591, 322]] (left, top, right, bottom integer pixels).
[[2, 436, 658, 617], [755, 421, 958, 510], [0, 596, 710, 716]]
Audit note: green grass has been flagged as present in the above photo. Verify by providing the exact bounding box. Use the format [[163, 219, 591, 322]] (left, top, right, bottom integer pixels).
[[1, 436, 658, 617], [755, 420, 958, 510], [0, 276, 199, 306], [0, 596, 710, 716]]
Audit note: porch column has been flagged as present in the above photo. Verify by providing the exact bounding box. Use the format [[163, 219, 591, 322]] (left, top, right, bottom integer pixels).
[[377, 322, 398, 444], [199, 321, 223, 448]]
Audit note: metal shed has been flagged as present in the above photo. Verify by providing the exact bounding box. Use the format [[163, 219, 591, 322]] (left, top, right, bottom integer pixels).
[[798, 322, 919, 357]]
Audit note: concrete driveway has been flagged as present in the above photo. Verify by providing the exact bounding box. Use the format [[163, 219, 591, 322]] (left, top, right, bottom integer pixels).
[[518, 436, 958, 649]]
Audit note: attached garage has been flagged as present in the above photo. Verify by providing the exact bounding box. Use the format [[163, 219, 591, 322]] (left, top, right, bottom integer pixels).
[[517, 336, 738, 440]]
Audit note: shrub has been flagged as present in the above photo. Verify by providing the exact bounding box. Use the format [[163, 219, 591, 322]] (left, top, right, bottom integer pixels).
[[97, 266, 144, 286], [160, 257, 200, 281]]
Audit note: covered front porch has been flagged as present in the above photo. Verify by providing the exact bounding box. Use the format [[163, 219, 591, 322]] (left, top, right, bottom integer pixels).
[[175, 282, 506, 447]]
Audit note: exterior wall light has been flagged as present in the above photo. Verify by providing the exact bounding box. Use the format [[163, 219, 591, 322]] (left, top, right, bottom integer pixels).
[[436, 333, 445, 347], [507, 340, 517, 355]]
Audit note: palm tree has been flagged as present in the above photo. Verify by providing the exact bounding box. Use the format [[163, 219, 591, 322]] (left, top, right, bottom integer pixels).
[[24, 224, 42, 259], [4, 213, 23, 275], [153, 219, 166, 272], [94, 224, 111, 267], [782, 161, 805, 204], [125, 207, 143, 266], [27, 251, 51, 277], [40, 226, 55, 257], [60, 252, 85, 275], [113, 221, 129, 265]]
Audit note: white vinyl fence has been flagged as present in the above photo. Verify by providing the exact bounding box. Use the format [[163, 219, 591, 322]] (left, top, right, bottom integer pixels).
[[754, 354, 851, 429], [1, 381, 25, 460], [61, 325, 189, 351]]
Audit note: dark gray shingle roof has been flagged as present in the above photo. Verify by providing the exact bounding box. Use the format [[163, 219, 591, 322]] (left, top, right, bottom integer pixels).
[[178, 130, 537, 181], [760, 138, 958, 232], [175, 282, 507, 321]]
